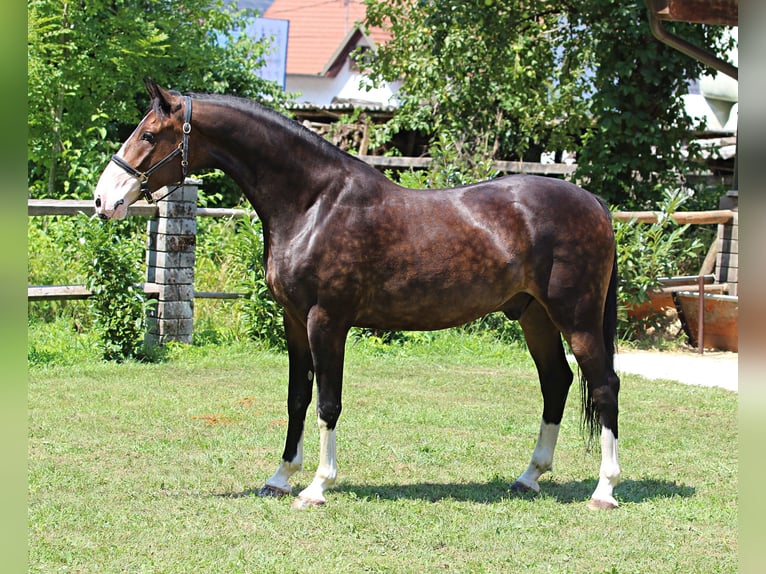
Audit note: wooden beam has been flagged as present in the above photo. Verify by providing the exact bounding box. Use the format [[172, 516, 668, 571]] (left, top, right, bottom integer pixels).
[[28, 283, 160, 301], [613, 209, 735, 224], [27, 285, 93, 301], [356, 155, 576, 175], [193, 291, 246, 299], [28, 284, 247, 302], [28, 199, 158, 217], [357, 155, 431, 169], [658, 274, 715, 287], [196, 207, 254, 219], [657, 283, 728, 294], [491, 159, 576, 175]]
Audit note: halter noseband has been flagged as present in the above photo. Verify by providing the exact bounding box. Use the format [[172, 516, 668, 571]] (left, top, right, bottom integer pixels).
[[110, 95, 193, 204]]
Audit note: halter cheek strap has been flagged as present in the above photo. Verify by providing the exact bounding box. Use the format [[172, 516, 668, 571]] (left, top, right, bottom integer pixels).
[[110, 95, 193, 203]]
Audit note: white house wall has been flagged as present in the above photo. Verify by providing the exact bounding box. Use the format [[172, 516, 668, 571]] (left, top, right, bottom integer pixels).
[[286, 58, 399, 106]]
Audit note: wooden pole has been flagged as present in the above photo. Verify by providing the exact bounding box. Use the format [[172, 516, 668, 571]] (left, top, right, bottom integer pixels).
[[612, 210, 735, 225], [697, 274, 705, 354]]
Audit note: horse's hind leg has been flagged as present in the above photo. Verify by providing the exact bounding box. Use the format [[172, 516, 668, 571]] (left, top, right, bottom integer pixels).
[[510, 299, 574, 493], [259, 312, 314, 498], [567, 329, 621, 509]]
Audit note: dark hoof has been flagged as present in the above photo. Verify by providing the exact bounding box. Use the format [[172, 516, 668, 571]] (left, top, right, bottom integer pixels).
[[291, 496, 325, 510], [257, 484, 291, 498], [510, 481, 535, 494], [588, 497, 619, 510]]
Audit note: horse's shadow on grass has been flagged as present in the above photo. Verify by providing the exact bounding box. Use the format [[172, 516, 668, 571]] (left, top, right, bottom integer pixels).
[[221, 477, 694, 505], [330, 477, 695, 505]]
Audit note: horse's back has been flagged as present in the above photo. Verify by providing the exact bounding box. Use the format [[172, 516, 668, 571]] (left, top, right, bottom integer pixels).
[[424, 174, 613, 257], [461, 174, 609, 224]]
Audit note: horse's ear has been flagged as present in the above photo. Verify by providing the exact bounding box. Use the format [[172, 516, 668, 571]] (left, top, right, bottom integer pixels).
[[143, 77, 173, 117]]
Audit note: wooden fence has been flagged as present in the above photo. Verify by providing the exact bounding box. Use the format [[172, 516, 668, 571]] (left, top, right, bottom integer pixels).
[[31, 182, 212, 345], [28, 180, 738, 345], [357, 154, 577, 176]]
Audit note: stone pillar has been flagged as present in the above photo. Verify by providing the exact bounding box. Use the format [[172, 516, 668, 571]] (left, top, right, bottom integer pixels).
[[145, 180, 199, 345], [716, 190, 738, 296]]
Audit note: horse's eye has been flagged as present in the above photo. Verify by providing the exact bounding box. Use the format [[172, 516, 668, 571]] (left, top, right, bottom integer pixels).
[[140, 132, 155, 143]]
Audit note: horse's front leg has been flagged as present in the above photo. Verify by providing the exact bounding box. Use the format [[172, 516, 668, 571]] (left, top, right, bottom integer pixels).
[[292, 306, 348, 510], [259, 312, 314, 498]]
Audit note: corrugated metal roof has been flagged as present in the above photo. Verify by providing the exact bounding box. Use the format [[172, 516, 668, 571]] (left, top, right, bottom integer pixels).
[[287, 102, 397, 112]]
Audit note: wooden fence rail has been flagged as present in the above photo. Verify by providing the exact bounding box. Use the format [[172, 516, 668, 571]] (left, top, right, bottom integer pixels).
[[29, 201, 737, 227], [356, 155, 577, 176], [612, 209, 735, 224], [28, 182, 738, 344], [29, 200, 736, 226], [28, 198, 255, 219]]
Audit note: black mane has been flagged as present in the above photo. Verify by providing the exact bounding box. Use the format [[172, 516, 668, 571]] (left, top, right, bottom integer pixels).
[[188, 92, 366, 166]]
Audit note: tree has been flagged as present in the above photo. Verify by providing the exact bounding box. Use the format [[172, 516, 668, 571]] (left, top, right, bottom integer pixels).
[[28, 0, 289, 199], [365, 0, 591, 169], [571, 0, 732, 208], [363, 0, 733, 207]]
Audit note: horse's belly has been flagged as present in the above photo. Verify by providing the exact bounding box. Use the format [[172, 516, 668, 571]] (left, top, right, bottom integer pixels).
[[353, 278, 516, 331]]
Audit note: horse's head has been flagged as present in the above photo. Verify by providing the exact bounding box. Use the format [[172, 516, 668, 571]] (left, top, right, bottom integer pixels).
[[94, 79, 191, 219]]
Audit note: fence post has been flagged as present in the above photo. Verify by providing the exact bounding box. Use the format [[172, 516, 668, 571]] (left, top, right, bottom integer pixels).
[[144, 180, 199, 345], [716, 190, 738, 296]]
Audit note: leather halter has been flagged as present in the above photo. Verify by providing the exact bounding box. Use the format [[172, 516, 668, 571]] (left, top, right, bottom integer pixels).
[[109, 95, 192, 203]]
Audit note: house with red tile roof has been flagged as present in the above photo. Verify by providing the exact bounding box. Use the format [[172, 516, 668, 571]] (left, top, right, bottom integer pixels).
[[255, 0, 398, 105]]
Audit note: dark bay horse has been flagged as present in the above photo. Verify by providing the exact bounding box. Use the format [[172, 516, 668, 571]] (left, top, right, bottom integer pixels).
[[95, 80, 621, 510]]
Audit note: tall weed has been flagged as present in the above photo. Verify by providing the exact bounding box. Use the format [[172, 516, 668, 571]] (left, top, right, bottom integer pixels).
[[229, 215, 284, 349], [28, 216, 90, 324], [194, 213, 284, 349]]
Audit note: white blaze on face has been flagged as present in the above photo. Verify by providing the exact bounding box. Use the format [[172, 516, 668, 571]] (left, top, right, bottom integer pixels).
[[93, 145, 142, 220]]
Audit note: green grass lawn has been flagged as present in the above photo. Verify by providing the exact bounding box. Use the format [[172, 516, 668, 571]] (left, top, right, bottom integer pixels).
[[28, 334, 737, 573]]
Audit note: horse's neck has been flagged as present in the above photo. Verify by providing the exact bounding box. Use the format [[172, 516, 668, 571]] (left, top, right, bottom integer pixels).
[[199, 100, 361, 225]]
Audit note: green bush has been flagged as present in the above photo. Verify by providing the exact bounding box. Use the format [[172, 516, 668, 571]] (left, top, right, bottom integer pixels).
[[75, 214, 153, 361], [460, 312, 527, 348], [27, 315, 101, 367], [614, 188, 709, 342]]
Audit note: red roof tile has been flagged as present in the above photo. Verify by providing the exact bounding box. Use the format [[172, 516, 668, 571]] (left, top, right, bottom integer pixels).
[[263, 0, 389, 75]]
